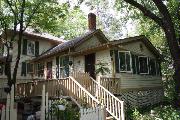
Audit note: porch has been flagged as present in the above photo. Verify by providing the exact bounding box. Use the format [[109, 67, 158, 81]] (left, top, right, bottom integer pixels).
[[16, 72, 125, 120]]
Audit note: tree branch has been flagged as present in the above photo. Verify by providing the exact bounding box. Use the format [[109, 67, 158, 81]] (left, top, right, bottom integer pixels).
[[123, 0, 163, 27], [5, 0, 16, 16], [23, 1, 43, 31]]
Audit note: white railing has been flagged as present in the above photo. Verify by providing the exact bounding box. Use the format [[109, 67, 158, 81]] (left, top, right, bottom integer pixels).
[[68, 76, 100, 107], [71, 72, 125, 120], [80, 106, 106, 120]]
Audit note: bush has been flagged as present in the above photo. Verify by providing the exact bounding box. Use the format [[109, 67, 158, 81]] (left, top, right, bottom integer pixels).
[[127, 105, 180, 120]]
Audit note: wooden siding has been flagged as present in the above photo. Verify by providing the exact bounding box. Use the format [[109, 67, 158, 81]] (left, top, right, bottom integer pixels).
[[1, 36, 55, 80], [116, 73, 162, 90], [95, 49, 112, 77], [121, 41, 156, 59], [75, 36, 101, 51], [73, 56, 85, 73]]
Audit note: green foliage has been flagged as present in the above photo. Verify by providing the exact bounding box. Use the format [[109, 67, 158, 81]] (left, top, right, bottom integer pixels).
[[54, 7, 87, 39], [127, 105, 180, 120], [49, 98, 79, 120], [95, 62, 110, 75]]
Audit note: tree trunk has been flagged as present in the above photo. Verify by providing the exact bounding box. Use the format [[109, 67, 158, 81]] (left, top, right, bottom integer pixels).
[[163, 24, 180, 107], [174, 63, 180, 107]]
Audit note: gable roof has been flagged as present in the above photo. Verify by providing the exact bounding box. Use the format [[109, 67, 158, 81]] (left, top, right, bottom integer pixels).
[[32, 29, 108, 61], [2, 29, 65, 44], [111, 35, 162, 59]]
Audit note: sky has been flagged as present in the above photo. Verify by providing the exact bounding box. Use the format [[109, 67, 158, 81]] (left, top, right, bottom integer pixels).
[[58, 0, 138, 39]]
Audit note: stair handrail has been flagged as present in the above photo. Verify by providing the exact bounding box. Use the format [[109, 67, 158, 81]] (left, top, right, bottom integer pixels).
[[69, 76, 100, 106], [90, 77, 124, 104], [90, 77, 125, 120]]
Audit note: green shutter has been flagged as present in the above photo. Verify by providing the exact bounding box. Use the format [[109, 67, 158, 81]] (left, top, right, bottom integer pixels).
[[56, 56, 59, 78], [35, 41, 39, 57], [21, 62, 26, 76], [156, 61, 161, 76], [0, 63, 3, 75], [135, 56, 139, 74], [64, 56, 69, 77], [132, 54, 136, 74], [148, 58, 152, 75], [22, 39, 27, 55], [27, 63, 30, 73], [114, 50, 119, 73]]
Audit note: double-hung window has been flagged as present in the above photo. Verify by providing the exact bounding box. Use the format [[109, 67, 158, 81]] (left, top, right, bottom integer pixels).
[[27, 41, 35, 56], [119, 51, 132, 72], [139, 56, 148, 74]]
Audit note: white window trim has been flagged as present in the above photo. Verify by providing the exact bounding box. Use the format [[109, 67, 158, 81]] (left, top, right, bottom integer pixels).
[[118, 51, 132, 73], [27, 40, 35, 56], [138, 56, 149, 74]]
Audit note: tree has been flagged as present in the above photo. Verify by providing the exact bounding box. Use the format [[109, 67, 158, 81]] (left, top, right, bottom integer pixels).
[[116, 0, 180, 107], [0, 0, 68, 92]]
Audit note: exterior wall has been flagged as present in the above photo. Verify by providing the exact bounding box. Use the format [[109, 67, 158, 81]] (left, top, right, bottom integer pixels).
[[75, 36, 101, 51], [116, 73, 162, 89], [121, 41, 156, 58], [114, 41, 162, 90], [73, 56, 85, 73], [72, 49, 113, 78], [0, 36, 57, 83], [95, 49, 112, 77]]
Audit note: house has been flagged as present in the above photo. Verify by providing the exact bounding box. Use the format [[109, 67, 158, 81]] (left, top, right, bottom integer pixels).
[[0, 29, 65, 88], [28, 13, 163, 107], [2, 13, 163, 120]]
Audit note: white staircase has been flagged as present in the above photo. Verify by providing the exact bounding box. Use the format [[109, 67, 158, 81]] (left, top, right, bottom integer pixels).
[[71, 72, 125, 120]]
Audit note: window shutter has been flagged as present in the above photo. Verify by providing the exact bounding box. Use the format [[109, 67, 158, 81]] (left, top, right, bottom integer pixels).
[[27, 63, 30, 73], [135, 56, 139, 74], [64, 56, 69, 77], [148, 58, 152, 75], [0, 64, 3, 75], [22, 39, 27, 55], [156, 61, 161, 76], [132, 54, 136, 74], [56, 56, 59, 78], [35, 41, 39, 57], [114, 50, 119, 73], [21, 62, 26, 76]]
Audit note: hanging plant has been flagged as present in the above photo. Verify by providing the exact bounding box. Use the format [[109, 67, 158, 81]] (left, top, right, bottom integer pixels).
[[95, 62, 110, 75]]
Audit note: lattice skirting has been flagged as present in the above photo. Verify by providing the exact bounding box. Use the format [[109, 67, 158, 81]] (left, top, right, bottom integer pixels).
[[117, 88, 164, 108]]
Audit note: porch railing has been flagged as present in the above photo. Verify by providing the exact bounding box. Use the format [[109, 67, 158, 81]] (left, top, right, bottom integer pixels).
[[16, 78, 99, 108], [100, 77, 121, 94], [71, 72, 125, 120]]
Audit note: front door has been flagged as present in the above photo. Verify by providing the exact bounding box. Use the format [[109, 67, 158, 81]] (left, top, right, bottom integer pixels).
[[85, 53, 95, 79], [47, 61, 52, 79]]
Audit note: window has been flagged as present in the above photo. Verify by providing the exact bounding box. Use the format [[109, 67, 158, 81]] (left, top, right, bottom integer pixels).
[[139, 56, 148, 74], [56, 56, 69, 78], [35, 62, 44, 77], [27, 63, 34, 73], [22, 39, 39, 56], [27, 41, 35, 56], [119, 51, 132, 72]]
